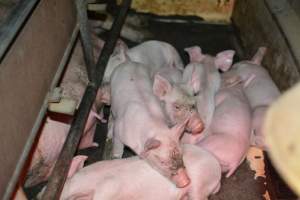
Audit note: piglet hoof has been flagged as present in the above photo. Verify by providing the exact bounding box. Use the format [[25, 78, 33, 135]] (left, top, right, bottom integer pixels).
[[100, 118, 107, 123], [92, 110, 107, 123], [111, 155, 122, 160], [92, 142, 99, 147], [110, 151, 123, 160]]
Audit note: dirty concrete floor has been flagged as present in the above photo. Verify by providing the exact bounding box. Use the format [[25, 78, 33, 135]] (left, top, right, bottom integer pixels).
[[211, 161, 266, 200]]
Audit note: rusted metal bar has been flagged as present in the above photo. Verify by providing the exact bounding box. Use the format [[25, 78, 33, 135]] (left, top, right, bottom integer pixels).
[[94, 0, 133, 86], [41, 0, 131, 199], [75, 0, 96, 81], [41, 85, 96, 200]]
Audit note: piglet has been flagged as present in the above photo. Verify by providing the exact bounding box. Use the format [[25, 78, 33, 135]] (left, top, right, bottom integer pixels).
[[60, 144, 221, 200], [104, 42, 203, 138], [181, 46, 235, 143], [196, 73, 253, 177], [24, 114, 99, 187], [229, 47, 280, 149], [25, 117, 70, 187], [102, 40, 184, 85], [36, 155, 88, 199], [110, 58, 190, 188]]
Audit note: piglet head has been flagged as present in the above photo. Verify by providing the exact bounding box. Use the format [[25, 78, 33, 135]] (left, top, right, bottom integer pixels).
[[153, 74, 204, 134], [214, 50, 235, 72], [141, 120, 190, 188]]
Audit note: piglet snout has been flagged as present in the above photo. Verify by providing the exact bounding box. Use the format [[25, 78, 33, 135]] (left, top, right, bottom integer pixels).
[[186, 114, 204, 135], [172, 168, 190, 188]]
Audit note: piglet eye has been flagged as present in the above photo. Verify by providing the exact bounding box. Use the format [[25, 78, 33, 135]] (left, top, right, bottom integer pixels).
[[191, 105, 196, 110], [173, 104, 181, 110], [193, 91, 199, 96]]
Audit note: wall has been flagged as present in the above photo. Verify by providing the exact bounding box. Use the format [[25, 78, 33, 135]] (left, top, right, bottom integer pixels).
[[0, 0, 76, 198], [232, 0, 300, 91]]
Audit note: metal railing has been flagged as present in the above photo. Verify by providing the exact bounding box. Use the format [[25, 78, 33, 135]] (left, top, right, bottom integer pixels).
[[41, 0, 131, 199]]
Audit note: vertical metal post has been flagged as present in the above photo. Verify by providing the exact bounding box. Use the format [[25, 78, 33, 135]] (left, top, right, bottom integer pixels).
[[41, 0, 131, 199], [75, 0, 96, 81]]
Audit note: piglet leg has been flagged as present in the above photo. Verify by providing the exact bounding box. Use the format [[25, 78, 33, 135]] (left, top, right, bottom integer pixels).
[[112, 136, 124, 159]]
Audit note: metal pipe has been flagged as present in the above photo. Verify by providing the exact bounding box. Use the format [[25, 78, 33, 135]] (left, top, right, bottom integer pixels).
[[41, 0, 131, 199], [41, 85, 96, 200], [0, 0, 40, 62], [75, 0, 96, 81], [94, 0, 131, 87]]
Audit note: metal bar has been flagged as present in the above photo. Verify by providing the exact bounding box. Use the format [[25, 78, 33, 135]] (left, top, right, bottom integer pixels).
[[75, 0, 96, 81], [2, 25, 79, 200], [42, 85, 96, 200], [94, 0, 131, 87], [41, 0, 131, 199], [0, 0, 40, 62]]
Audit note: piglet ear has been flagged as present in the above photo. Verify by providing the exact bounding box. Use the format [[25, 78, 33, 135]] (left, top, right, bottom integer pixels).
[[96, 83, 111, 105], [184, 46, 204, 62], [111, 39, 129, 63], [182, 64, 201, 94], [116, 39, 129, 51], [215, 50, 235, 72], [171, 118, 189, 140], [67, 155, 88, 178], [189, 65, 201, 94], [153, 74, 173, 100], [144, 138, 161, 152]]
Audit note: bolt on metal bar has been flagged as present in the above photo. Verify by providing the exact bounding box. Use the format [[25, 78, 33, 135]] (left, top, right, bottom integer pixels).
[[75, 0, 96, 81], [41, 0, 131, 199]]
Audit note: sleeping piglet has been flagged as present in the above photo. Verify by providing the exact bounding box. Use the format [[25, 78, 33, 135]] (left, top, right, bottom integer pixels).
[[59, 144, 221, 200], [24, 115, 99, 187], [196, 73, 253, 177], [102, 40, 184, 85], [228, 47, 280, 149]]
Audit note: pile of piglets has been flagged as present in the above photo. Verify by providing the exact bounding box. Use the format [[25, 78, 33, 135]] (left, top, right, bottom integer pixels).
[[32, 38, 280, 200]]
